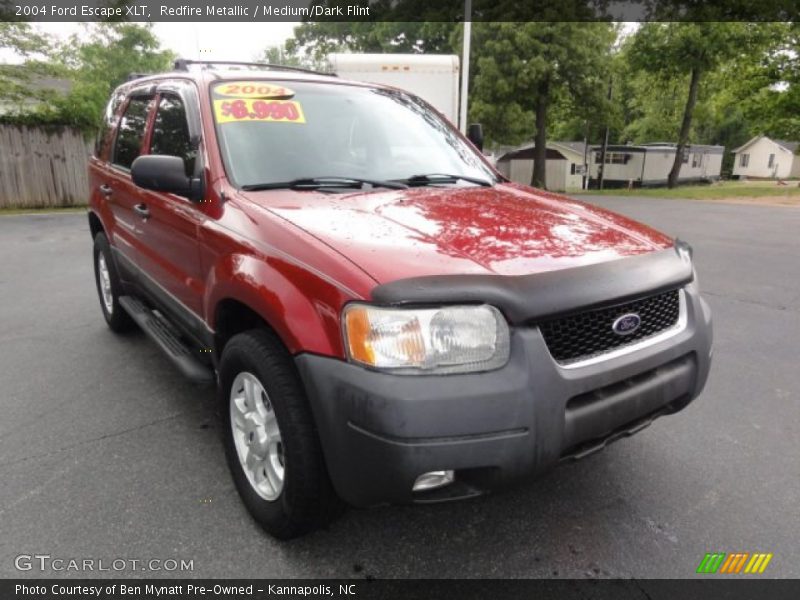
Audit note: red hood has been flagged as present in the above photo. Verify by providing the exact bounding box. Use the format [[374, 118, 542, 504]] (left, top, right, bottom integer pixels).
[[244, 183, 673, 284]]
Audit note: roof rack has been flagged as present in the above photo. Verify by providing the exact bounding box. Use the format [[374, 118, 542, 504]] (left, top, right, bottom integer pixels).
[[173, 59, 335, 77], [126, 72, 152, 82]]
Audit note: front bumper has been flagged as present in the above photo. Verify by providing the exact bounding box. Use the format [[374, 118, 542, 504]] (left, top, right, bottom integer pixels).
[[296, 283, 712, 508]]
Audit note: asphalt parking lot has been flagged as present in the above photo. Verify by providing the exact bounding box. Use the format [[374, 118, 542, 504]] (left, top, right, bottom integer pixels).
[[0, 196, 798, 579]]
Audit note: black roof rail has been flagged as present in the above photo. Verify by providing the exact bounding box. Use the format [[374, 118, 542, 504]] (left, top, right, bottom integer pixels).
[[126, 72, 152, 82], [173, 59, 335, 77]]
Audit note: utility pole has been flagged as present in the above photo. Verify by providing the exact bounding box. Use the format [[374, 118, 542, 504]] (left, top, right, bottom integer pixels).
[[597, 77, 613, 190], [582, 120, 589, 190], [459, 0, 471, 133]]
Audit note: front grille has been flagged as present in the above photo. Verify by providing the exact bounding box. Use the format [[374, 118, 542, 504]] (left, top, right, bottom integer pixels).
[[539, 289, 682, 364]]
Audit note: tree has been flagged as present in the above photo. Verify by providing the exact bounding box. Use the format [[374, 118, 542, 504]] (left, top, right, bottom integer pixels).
[[258, 46, 327, 72], [470, 22, 616, 188], [54, 24, 175, 129], [628, 23, 757, 187], [0, 23, 173, 131], [0, 22, 58, 111], [723, 22, 799, 141], [616, 23, 787, 175], [286, 22, 456, 65]]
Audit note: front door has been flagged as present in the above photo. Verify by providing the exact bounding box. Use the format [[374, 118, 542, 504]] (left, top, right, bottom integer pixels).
[[133, 84, 207, 341]]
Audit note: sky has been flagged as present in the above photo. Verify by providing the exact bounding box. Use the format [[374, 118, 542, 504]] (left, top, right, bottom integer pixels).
[[0, 22, 300, 63], [1, 21, 641, 64]]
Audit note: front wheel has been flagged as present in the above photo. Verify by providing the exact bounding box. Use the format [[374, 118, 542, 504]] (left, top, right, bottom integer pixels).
[[219, 329, 341, 539]]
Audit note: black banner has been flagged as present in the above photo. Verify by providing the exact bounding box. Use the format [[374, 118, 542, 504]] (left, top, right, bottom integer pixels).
[[4, 579, 800, 600], [2, 0, 800, 22]]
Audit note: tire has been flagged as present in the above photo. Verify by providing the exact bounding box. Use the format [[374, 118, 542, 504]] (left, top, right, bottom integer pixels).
[[219, 329, 341, 539], [93, 232, 136, 333]]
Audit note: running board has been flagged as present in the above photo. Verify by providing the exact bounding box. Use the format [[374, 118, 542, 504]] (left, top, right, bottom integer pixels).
[[119, 295, 215, 385]]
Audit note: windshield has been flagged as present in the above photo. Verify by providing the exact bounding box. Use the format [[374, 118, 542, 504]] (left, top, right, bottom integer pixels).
[[210, 80, 497, 188]]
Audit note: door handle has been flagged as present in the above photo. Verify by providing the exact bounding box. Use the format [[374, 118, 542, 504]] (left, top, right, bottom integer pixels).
[[99, 184, 113, 197], [133, 203, 150, 219]]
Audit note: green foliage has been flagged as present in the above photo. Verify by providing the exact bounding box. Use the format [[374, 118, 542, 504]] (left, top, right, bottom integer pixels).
[[0, 22, 52, 56], [0, 23, 173, 133], [287, 22, 457, 64], [7, 17, 798, 170], [0, 22, 58, 111], [470, 22, 616, 147], [258, 46, 328, 72], [726, 22, 800, 141], [628, 22, 751, 77], [614, 22, 795, 176]]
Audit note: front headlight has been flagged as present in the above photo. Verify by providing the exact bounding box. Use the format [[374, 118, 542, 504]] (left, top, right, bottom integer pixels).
[[343, 304, 510, 374]]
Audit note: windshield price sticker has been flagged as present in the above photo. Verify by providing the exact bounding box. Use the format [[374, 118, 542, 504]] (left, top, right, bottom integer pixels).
[[216, 82, 296, 99], [214, 99, 306, 124]]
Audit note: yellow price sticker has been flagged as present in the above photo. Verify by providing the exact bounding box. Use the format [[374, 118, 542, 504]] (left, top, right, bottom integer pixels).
[[215, 82, 295, 99], [213, 99, 306, 124]]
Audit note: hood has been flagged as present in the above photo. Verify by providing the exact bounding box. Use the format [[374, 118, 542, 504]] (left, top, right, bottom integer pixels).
[[245, 183, 673, 284]]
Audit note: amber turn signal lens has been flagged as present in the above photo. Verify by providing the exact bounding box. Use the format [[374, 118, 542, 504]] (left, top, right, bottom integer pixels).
[[344, 306, 376, 365]]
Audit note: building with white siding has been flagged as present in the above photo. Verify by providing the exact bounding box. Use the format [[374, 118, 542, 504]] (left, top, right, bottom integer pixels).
[[732, 135, 800, 179], [495, 141, 588, 192]]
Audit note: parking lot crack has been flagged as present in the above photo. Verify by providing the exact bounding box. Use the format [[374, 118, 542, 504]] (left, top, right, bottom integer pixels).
[[0, 412, 189, 470], [702, 289, 798, 313], [630, 578, 655, 600]]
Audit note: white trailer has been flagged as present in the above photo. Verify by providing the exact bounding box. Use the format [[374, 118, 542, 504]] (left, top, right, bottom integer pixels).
[[588, 143, 724, 188], [327, 53, 460, 126]]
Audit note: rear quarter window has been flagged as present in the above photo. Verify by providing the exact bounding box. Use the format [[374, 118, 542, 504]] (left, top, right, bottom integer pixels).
[[94, 90, 126, 159]]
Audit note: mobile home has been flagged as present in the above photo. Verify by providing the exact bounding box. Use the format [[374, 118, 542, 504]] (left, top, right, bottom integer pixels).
[[588, 143, 724, 188], [732, 135, 800, 179]]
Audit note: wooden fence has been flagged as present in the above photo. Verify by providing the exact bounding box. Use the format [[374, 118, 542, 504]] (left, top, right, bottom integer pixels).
[[0, 124, 92, 209]]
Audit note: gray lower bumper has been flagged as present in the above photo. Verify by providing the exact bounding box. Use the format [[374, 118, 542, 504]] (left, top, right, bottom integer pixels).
[[296, 284, 712, 508]]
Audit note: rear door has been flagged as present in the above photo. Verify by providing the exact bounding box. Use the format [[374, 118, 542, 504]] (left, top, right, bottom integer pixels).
[[133, 81, 207, 340], [103, 90, 156, 277]]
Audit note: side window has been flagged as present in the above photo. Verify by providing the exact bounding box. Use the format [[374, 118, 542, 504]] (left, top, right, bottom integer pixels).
[[150, 94, 196, 176], [113, 96, 153, 170]]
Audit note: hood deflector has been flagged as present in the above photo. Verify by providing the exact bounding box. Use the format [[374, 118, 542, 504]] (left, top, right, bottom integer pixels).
[[370, 242, 694, 325]]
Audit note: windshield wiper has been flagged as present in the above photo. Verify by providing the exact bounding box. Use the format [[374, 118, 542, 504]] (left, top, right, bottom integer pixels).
[[394, 173, 493, 187], [240, 177, 408, 192]]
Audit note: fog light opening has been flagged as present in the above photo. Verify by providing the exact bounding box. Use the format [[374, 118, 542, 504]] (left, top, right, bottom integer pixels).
[[412, 470, 455, 492]]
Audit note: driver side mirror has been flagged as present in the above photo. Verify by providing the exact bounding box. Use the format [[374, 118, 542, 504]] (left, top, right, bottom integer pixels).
[[131, 155, 203, 201], [467, 123, 484, 152]]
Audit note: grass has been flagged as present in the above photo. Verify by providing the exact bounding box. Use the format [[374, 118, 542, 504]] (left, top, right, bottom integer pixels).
[[572, 180, 800, 202], [0, 205, 87, 216]]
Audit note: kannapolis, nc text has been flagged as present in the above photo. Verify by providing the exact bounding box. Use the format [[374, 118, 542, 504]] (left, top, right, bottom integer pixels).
[[16, 584, 358, 597]]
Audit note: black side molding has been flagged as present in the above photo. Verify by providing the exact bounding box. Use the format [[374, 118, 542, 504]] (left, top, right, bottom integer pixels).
[[370, 243, 694, 324]]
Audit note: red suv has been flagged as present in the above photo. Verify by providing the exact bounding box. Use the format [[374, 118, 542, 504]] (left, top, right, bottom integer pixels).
[[88, 60, 712, 538]]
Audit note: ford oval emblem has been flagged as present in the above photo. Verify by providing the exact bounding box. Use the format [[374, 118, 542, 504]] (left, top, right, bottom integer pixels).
[[612, 313, 641, 336]]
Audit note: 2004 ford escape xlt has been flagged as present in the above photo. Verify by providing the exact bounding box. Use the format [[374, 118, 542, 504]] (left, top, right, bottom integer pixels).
[[88, 60, 713, 539]]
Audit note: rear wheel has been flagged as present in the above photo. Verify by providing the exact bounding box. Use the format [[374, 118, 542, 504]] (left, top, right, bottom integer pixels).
[[219, 329, 341, 539], [93, 233, 136, 333]]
